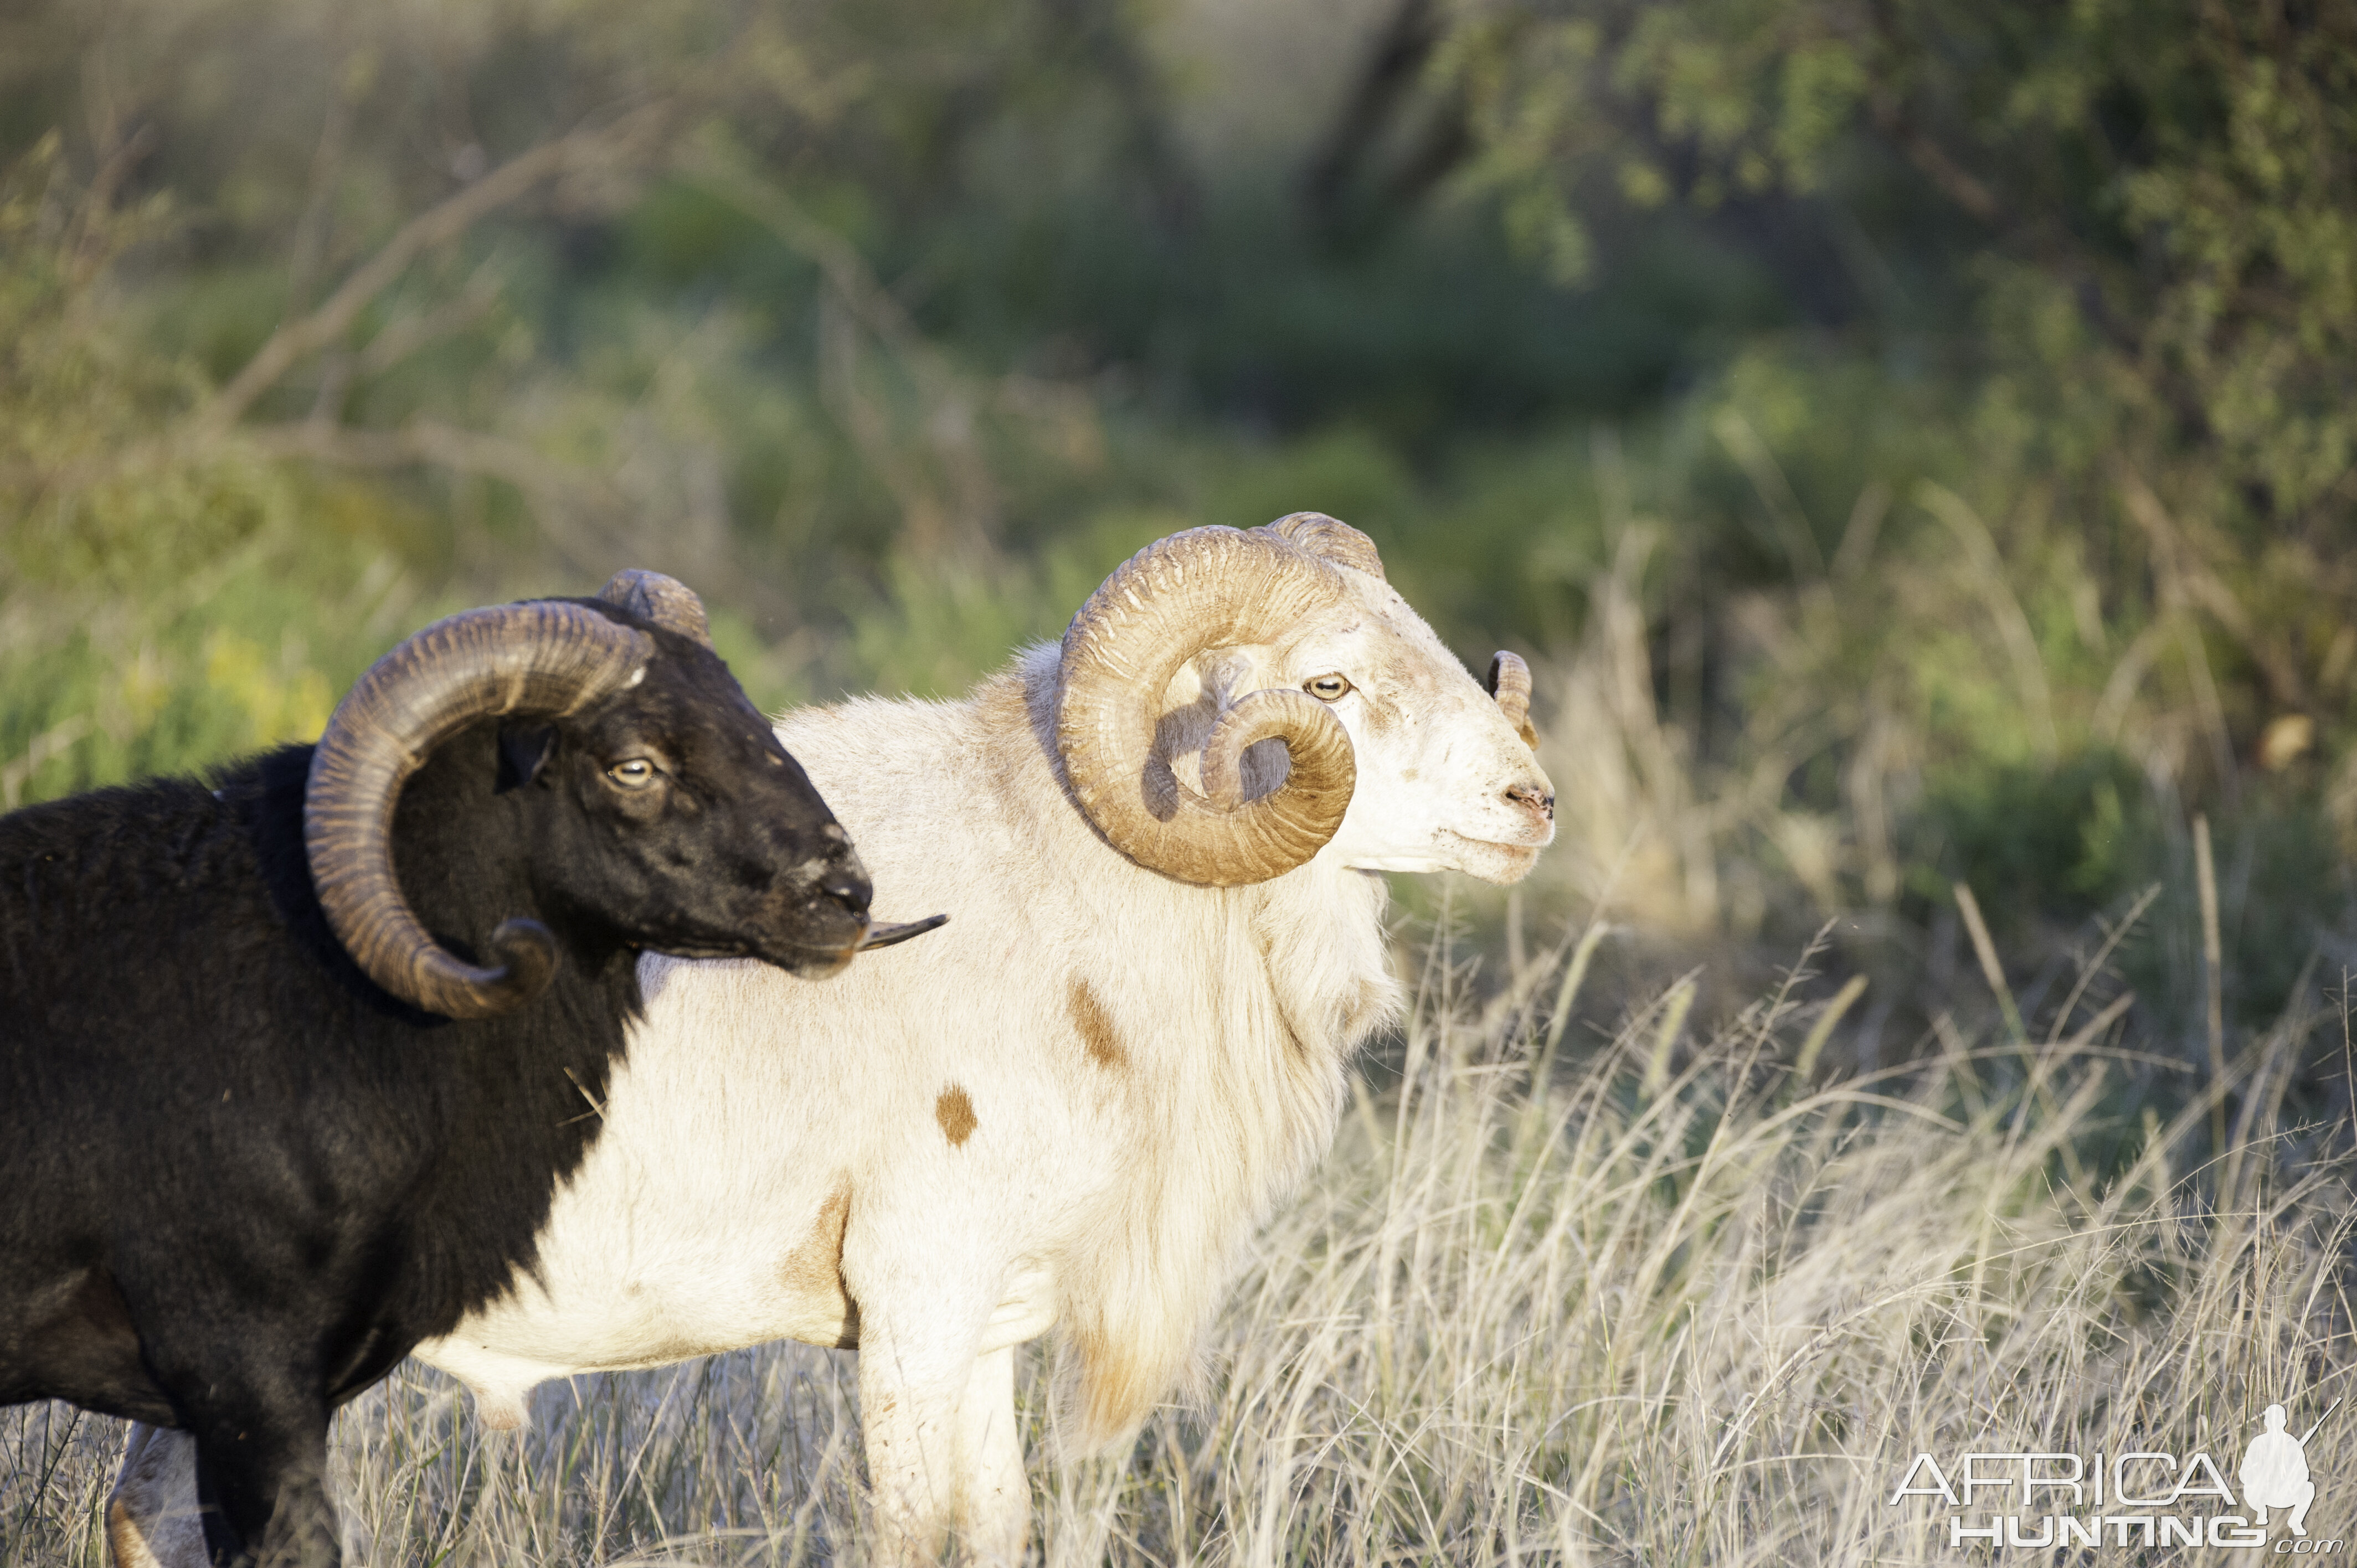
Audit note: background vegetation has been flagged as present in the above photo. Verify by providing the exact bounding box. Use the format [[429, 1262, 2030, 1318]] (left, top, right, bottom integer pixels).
[[8, 0, 2356, 1062], [4, 0, 2357, 1558]]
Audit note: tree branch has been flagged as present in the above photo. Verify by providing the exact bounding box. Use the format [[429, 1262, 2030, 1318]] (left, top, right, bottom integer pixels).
[[1301, 0, 1469, 238], [680, 141, 1000, 554], [353, 262, 503, 377], [192, 101, 673, 439], [1865, 94, 2000, 225]]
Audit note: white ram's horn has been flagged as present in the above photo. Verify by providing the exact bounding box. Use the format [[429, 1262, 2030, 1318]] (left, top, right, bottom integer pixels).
[[1056, 527, 1355, 885]]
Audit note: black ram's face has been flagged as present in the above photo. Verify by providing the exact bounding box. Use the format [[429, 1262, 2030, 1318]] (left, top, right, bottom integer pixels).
[[513, 629, 872, 977]]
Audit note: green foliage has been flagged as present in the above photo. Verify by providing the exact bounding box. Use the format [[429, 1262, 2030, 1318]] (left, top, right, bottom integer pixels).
[[1440, 0, 2357, 527], [1910, 751, 2148, 922], [0, 141, 419, 799]]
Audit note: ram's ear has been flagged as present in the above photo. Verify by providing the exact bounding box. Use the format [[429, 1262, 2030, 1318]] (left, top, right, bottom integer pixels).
[[496, 725, 559, 793]]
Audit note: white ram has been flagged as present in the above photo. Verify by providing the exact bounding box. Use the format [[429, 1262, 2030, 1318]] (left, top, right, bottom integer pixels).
[[110, 514, 1553, 1565]]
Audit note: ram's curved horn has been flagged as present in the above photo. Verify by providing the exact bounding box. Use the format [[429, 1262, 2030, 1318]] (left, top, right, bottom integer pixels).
[[1257, 512, 1385, 581], [1057, 528, 1357, 886], [306, 601, 652, 1019], [1486, 650, 1537, 750], [599, 568, 713, 648]]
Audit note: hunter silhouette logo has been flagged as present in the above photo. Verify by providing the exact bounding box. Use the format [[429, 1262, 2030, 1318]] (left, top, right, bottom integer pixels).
[[2242, 1401, 2335, 1539], [1888, 1397, 2343, 1551]]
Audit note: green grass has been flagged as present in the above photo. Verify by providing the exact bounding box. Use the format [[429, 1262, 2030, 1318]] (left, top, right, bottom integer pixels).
[[7, 924, 2350, 1565]]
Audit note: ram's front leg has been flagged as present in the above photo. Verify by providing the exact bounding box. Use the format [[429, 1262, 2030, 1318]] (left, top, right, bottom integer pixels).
[[107, 1423, 206, 1568], [952, 1344, 1027, 1565], [857, 1324, 980, 1565]]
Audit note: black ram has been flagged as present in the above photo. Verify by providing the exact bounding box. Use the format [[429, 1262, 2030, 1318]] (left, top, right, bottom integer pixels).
[[0, 571, 911, 1567]]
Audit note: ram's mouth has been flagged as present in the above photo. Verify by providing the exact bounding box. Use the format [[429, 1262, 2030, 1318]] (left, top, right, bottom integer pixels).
[[1438, 828, 1551, 856], [663, 913, 950, 974], [647, 939, 762, 961], [1435, 829, 1546, 886]]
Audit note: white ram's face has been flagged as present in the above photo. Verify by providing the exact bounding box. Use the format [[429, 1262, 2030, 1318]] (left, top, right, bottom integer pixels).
[[1163, 569, 1556, 885]]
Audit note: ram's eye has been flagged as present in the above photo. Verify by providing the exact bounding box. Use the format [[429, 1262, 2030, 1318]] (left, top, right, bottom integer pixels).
[[1305, 674, 1352, 702], [606, 759, 658, 790]]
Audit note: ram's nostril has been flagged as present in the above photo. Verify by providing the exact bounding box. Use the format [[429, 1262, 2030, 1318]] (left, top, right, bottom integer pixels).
[[820, 875, 870, 917], [1506, 783, 1555, 819]]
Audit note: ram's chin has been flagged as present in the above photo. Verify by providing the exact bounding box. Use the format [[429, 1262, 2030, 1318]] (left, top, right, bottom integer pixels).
[[1437, 832, 1545, 886], [766, 943, 861, 979]]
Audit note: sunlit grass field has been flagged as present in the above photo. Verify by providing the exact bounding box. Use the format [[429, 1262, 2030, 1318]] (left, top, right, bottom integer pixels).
[[6, 920, 2350, 1566]]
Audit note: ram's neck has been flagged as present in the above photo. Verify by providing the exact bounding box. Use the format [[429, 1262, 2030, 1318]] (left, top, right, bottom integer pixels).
[[1011, 643, 1404, 1062], [1000, 651, 1409, 1440], [393, 730, 534, 944], [227, 741, 638, 1344], [391, 727, 630, 997], [1250, 857, 1403, 1059], [1005, 645, 1404, 1074]]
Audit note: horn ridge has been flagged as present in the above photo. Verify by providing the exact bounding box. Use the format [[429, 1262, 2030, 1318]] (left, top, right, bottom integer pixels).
[[1257, 512, 1385, 581], [305, 600, 651, 1019]]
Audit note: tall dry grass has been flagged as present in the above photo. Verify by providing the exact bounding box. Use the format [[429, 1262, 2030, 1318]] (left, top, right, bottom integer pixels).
[[5, 926, 2351, 1565]]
